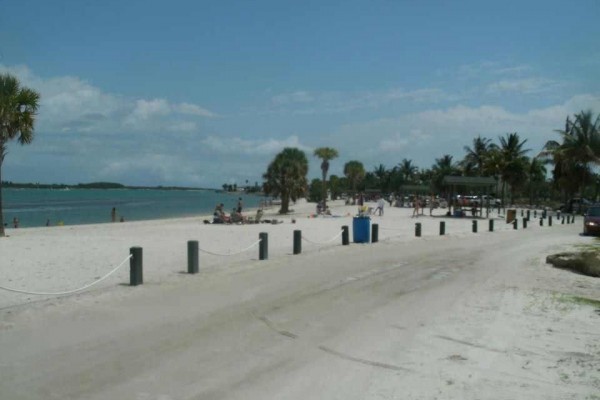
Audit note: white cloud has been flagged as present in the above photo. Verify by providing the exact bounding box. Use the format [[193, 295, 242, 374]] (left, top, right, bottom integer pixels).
[[486, 78, 561, 94], [174, 102, 217, 117], [201, 135, 311, 156], [0, 64, 216, 134], [332, 94, 600, 171]]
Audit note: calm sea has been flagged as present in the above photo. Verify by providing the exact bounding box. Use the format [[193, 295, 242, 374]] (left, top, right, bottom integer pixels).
[[2, 188, 267, 228]]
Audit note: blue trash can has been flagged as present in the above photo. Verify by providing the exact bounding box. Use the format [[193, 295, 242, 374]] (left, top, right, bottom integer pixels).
[[353, 216, 371, 243]]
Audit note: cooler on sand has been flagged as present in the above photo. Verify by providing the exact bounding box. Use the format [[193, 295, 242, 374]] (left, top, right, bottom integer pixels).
[[353, 217, 371, 243]]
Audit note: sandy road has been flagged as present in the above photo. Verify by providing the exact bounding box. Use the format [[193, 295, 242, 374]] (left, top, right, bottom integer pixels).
[[0, 223, 598, 399]]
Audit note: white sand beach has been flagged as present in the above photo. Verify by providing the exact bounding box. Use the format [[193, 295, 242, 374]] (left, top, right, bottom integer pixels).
[[0, 200, 598, 399]]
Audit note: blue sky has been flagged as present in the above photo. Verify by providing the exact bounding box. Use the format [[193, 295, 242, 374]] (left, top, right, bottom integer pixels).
[[1, 0, 599, 188]]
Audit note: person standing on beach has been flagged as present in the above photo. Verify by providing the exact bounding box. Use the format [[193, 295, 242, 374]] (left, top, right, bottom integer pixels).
[[13, 217, 19, 228], [237, 198, 243, 213], [412, 197, 419, 218], [111, 207, 117, 222], [376, 197, 385, 216]]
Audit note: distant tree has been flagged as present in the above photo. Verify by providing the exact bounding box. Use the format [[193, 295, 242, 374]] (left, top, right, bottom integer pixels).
[[397, 159, 418, 183], [552, 111, 600, 199], [263, 147, 309, 214], [431, 154, 459, 193], [498, 133, 530, 205], [343, 160, 365, 196], [372, 164, 391, 193], [461, 136, 495, 176], [328, 174, 342, 200], [526, 157, 546, 206], [308, 178, 323, 203], [313, 147, 339, 207], [0, 74, 40, 237]]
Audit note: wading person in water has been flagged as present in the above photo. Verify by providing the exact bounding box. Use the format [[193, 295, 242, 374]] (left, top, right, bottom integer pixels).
[[111, 207, 117, 222]]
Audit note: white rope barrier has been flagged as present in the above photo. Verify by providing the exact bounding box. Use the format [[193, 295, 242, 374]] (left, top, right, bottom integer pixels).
[[199, 238, 262, 256], [0, 254, 132, 296], [301, 229, 344, 245]]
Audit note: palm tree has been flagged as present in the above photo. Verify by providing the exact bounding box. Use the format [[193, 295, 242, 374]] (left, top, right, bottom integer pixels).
[[431, 154, 459, 193], [313, 147, 338, 207], [0, 74, 40, 237], [555, 111, 600, 198], [397, 159, 417, 183], [541, 111, 600, 201], [498, 133, 530, 205], [263, 147, 309, 214], [526, 157, 546, 206], [343, 160, 365, 201], [372, 163, 390, 193], [462, 136, 494, 176]]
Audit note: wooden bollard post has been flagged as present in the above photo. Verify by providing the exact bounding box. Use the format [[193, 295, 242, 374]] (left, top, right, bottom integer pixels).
[[557, 211, 561, 220], [440, 221, 445, 236], [187, 240, 199, 274], [549, 216, 553, 226], [513, 219, 518, 230], [472, 220, 478, 233], [534, 210, 537, 218], [259, 232, 268, 260], [561, 217, 565, 224], [293, 230, 302, 255], [489, 219, 494, 232], [540, 217, 544, 227], [415, 222, 421, 237], [571, 215, 576, 223], [342, 225, 349, 245], [371, 223, 379, 243], [521, 209, 524, 217], [130, 246, 143, 286], [523, 217, 527, 229], [527, 210, 531, 220]]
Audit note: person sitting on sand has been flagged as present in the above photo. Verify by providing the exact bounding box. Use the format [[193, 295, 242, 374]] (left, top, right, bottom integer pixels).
[[213, 203, 229, 223], [230, 208, 246, 224]]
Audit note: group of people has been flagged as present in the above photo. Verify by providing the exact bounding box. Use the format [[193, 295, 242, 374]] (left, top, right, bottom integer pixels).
[[213, 198, 248, 224]]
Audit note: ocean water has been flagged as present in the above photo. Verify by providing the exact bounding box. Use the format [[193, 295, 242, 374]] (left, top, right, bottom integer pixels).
[[2, 188, 267, 228]]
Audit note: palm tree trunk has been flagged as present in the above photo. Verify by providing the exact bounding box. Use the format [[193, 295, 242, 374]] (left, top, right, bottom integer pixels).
[[280, 192, 289, 214]]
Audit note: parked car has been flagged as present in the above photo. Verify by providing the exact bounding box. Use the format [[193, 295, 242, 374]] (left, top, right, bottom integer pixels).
[[559, 198, 592, 214], [583, 205, 600, 235]]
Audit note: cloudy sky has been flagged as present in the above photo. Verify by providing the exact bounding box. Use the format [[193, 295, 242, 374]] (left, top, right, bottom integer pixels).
[[1, 0, 599, 188]]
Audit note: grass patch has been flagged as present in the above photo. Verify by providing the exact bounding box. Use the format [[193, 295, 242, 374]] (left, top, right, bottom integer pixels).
[[546, 251, 600, 277], [560, 295, 600, 308]]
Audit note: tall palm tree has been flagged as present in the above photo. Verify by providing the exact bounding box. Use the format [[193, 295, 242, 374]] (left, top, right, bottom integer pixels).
[[343, 160, 365, 198], [462, 136, 494, 176], [0, 74, 40, 237], [397, 158, 417, 183], [498, 132, 530, 205], [313, 147, 338, 207], [431, 154, 458, 193], [526, 157, 546, 206], [555, 110, 600, 198], [372, 163, 390, 193], [263, 147, 309, 214]]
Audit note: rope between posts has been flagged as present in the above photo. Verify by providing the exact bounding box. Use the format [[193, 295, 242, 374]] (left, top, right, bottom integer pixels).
[[301, 229, 343, 245], [199, 238, 262, 256], [0, 254, 133, 296]]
